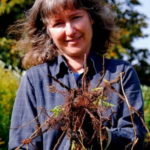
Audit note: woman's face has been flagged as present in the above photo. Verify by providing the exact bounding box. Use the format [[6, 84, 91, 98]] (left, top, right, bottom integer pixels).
[[47, 9, 93, 59]]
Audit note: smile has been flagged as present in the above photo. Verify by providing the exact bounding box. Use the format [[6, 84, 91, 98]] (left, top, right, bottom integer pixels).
[[66, 36, 82, 44]]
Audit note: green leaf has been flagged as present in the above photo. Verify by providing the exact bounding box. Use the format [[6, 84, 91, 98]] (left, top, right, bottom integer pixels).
[[101, 101, 115, 107], [92, 87, 103, 92], [50, 105, 63, 117]]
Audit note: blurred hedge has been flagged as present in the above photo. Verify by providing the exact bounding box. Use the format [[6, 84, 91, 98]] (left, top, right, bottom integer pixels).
[[0, 61, 20, 149], [142, 86, 150, 127]]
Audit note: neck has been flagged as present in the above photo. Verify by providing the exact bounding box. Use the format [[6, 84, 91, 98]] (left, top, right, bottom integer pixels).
[[63, 55, 86, 73]]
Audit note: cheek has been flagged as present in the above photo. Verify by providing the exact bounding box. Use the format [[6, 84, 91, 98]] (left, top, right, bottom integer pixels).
[[80, 18, 93, 36], [49, 29, 64, 43]]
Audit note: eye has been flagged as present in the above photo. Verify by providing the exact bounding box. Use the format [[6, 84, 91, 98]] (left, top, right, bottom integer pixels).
[[72, 15, 82, 20], [53, 21, 64, 27]]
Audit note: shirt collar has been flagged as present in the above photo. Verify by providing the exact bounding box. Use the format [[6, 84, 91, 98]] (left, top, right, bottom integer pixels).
[[51, 55, 68, 78], [87, 52, 103, 74], [53, 52, 103, 77]]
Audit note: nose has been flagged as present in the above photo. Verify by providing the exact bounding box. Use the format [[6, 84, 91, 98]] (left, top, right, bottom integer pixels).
[[65, 22, 76, 37]]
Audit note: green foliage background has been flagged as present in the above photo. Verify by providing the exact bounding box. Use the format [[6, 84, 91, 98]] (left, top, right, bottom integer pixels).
[[0, 0, 34, 70], [0, 63, 20, 149], [142, 86, 150, 127]]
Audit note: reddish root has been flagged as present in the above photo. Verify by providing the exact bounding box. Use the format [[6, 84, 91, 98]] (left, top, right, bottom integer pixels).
[[21, 138, 32, 145]]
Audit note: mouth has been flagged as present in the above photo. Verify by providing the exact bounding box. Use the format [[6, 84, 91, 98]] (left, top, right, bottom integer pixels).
[[66, 36, 82, 44]]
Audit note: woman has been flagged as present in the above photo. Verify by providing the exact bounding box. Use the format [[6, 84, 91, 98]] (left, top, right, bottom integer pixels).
[[9, 0, 146, 149]]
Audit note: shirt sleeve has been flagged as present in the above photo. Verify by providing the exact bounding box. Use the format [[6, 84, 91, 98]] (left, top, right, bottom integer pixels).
[[8, 71, 43, 150], [107, 63, 147, 150]]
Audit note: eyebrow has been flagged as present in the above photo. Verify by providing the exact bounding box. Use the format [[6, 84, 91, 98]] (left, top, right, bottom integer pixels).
[[70, 12, 83, 17], [53, 10, 83, 20], [49, 10, 85, 26]]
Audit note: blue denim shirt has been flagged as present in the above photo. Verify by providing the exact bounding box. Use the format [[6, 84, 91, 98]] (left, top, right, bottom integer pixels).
[[9, 53, 146, 150]]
